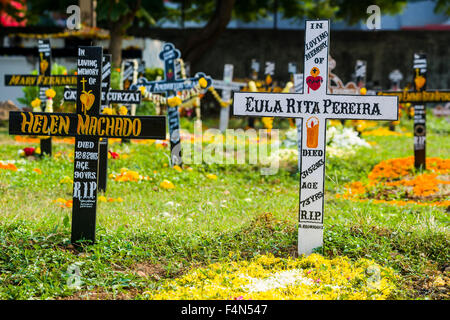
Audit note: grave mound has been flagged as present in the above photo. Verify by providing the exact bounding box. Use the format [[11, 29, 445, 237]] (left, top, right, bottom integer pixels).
[[0, 100, 20, 121]]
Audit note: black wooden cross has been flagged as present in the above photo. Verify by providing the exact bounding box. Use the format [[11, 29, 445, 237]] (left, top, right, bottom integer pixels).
[[9, 46, 166, 244], [63, 55, 143, 192], [377, 53, 450, 170], [130, 43, 212, 167], [4, 39, 77, 156]]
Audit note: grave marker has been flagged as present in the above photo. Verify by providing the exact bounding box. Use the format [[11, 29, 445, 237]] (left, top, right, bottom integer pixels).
[[389, 70, 403, 91], [9, 46, 166, 244], [251, 59, 260, 80], [130, 43, 212, 167], [232, 20, 398, 255], [63, 56, 142, 180], [377, 54, 450, 169], [354, 60, 367, 89], [412, 53, 427, 170], [292, 74, 304, 171], [288, 62, 298, 79], [212, 64, 247, 132], [98, 54, 112, 193], [38, 40, 53, 155], [4, 40, 77, 156]]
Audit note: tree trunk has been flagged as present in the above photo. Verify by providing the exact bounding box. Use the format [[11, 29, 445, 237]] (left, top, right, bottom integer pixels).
[[108, 0, 141, 67], [109, 24, 124, 67], [181, 0, 235, 67]]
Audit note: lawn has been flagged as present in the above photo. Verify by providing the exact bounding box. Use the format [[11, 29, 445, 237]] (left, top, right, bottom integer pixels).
[[0, 113, 448, 300]]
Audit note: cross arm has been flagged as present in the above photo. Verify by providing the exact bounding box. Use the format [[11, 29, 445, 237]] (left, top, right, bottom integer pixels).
[[9, 111, 166, 139], [232, 92, 398, 121], [376, 90, 450, 103], [63, 88, 142, 104], [4, 75, 77, 87]]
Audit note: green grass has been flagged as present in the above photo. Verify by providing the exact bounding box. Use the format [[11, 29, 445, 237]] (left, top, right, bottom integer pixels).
[[0, 115, 448, 300]]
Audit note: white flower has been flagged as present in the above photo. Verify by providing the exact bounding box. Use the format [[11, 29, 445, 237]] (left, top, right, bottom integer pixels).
[[242, 269, 314, 293]]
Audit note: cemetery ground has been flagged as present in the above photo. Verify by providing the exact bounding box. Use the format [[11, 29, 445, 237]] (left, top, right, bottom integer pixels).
[[0, 113, 448, 300]]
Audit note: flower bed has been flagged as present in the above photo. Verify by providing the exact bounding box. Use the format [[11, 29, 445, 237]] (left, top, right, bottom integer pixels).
[[337, 157, 450, 207], [143, 254, 396, 300]]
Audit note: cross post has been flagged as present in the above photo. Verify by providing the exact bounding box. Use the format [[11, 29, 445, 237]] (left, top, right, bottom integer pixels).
[[130, 43, 212, 167], [8, 46, 166, 244], [232, 20, 398, 255]]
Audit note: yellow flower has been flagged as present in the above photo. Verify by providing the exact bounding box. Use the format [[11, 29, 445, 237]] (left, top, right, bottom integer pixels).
[[60, 176, 73, 184], [116, 197, 124, 202], [139, 86, 146, 94], [32, 168, 42, 174], [167, 96, 182, 107], [98, 196, 107, 202], [160, 180, 175, 189], [198, 77, 208, 88], [35, 147, 41, 155], [143, 253, 397, 300], [45, 88, 56, 99], [102, 107, 113, 115], [173, 165, 182, 172], [206, 173, 217, 180], [118, 106, 128, 115], [360, 87, 367, 95], [31, 98, 41, 108]]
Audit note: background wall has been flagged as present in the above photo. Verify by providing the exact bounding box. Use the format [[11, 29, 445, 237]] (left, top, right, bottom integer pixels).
[[140, 28, 450, 90]]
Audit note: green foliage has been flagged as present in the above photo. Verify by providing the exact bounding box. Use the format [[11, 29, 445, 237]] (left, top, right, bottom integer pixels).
[[0, 114, 448, 299], [96, 0, 167, 29], [110, 68, 121, 90], [135, 101, 156, 116], [144, 68, 164, 81]]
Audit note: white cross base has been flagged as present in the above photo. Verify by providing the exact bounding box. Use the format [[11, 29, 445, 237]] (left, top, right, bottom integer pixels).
[[232, 20, 398, 255]]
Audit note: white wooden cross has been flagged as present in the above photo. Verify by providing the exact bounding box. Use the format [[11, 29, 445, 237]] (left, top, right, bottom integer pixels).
[[212, 64, 246, 132], [232, 20, 398, 255]]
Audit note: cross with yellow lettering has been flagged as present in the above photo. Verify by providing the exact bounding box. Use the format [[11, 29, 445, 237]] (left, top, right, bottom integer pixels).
[[8, 46, 166, 244]]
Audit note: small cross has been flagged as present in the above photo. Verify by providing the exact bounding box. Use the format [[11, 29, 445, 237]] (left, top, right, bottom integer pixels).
[[212, 64, 246, 132], [232, 20, 398, 255]]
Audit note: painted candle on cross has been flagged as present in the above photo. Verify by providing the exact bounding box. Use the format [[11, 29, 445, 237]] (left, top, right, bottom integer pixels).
[[232, 20, 398, 255]]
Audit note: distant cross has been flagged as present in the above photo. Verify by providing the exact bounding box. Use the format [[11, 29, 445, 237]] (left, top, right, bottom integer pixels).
[[288, 62, 298, 81], [4, 39, 77, 156], [98, 54, 112, 193], [8, 47, 166, 244], [38, 40, 53, 155], [389, 69, 403, 91], [377, 53, 450, 169], [412, 53, 427, 170], [232, 20, 398, 255], [130, 43, 212, 167], [292, 73, 304, 171], [212, 64, 246, 132], [250, 59, 260, 80], [354, 60, 367, 88]]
